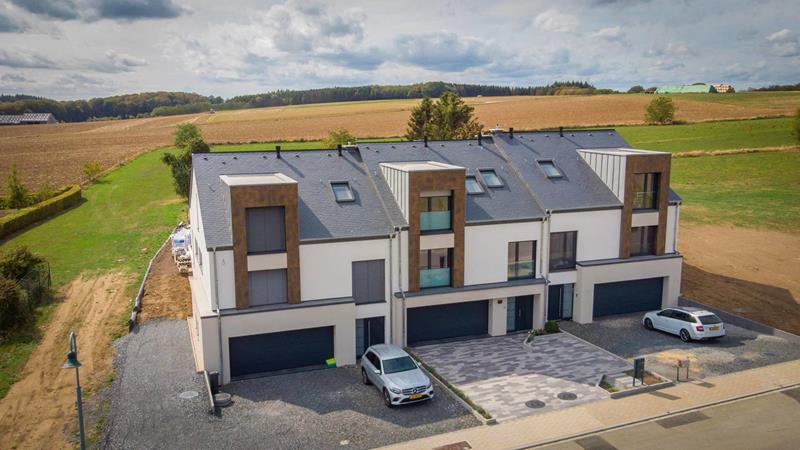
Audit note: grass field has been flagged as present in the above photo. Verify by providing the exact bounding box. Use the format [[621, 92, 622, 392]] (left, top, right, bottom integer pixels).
[[0, 149, 184, 399], [2, 92, 798, 193], [618, 117, 797, 152], [671, 151, 800, 231]]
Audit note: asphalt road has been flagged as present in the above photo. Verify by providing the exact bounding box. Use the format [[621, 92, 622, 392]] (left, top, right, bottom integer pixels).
[[539, 387, 800, 450], [102, 320, 479, 450]]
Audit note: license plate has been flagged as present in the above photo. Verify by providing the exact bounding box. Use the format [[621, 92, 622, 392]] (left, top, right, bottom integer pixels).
[[711, 326, 720, 331], [409, 393, 423, 400]]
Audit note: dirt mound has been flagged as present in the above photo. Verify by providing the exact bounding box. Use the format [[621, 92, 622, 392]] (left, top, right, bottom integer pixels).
[[138, 244, 191, 322], [0, 272, 133, 449], [680, 224, 800, 335]]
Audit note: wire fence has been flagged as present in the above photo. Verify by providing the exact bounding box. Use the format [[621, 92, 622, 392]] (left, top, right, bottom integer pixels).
[[15, 261, 52, 308]]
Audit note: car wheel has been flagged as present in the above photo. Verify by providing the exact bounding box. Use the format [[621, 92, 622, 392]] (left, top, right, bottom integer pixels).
[[680, 329, 692, 342], [644, 318, 654, 330], [383, 389, 394, 408], [361, 368, 371, 385]]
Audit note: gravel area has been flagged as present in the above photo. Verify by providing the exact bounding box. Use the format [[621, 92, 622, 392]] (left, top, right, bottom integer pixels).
[[561, 313, 800, 380], [103, 320, 479, 450]]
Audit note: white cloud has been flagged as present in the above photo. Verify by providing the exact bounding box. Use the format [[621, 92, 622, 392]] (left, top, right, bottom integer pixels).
[[766, 29, 799, 57], [533, 9, 579, 33], [590, 26, 626, 43], [87, 50, 147, 73]]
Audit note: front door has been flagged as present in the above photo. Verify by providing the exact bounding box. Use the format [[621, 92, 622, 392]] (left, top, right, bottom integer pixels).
[[512, 295, 534, 331], [548, 284, 574, 321], [356, 317, 385, 358]]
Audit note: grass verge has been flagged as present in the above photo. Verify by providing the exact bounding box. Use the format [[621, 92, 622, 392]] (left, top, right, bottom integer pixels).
[[404, 347, 492, 420]]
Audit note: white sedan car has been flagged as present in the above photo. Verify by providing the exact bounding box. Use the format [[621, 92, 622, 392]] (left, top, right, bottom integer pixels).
[[643, 307, 725, 342]]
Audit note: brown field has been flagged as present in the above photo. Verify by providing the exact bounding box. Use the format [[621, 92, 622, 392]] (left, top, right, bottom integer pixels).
[[2, 93, 798, 192]]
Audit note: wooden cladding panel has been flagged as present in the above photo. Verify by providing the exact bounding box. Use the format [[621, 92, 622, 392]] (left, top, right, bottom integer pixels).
[[620, 154, 671, 258]]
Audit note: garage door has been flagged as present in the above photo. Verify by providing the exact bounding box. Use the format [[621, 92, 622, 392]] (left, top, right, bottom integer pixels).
[[408, 300, 488, 345], [593, 277, 663, 318], [229, 326, 334, 379]]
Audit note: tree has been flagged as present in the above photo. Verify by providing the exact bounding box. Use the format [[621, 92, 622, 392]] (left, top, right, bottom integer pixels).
[[82, 160, 102, 181], [163, 125, 211, 197], [627, 85, 645, 93], [322, 128, 356, 149], [405, 92, 482, 141], [6, 165, 31, 209], [0, 277, 30, 335], [794, 108, 800, 145], [174, 123, 203, 148], [645, 96, 676, 125]]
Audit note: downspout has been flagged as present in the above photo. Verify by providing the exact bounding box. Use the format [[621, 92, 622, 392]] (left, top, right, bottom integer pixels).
[[212, 247, 223, 385], [388, 229, 394, 342], [542, 210, 551, 324], [397, 227, 407, 347]]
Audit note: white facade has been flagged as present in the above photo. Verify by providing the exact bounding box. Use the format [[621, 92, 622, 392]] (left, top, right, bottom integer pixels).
[[464, 221, 543, 285]]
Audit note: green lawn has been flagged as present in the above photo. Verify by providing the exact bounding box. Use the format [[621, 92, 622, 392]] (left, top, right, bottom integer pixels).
[[0, 149, 185, 399], [618, 117, 797, 153], [671, 151, 800, 231]]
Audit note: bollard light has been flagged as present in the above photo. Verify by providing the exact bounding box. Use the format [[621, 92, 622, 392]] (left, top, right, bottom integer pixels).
[[63, 331, 86, 450]]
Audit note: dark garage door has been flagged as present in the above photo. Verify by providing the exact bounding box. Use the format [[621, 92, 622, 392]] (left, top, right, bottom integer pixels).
[[229, 326, 334, 379], [593, 277, 663, 318], [408, 300, 488, 345]]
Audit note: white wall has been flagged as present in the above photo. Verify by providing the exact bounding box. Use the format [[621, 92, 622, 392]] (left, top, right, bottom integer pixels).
[[666, 205, 680, 253], [464, 221, 543, 285], [299, 238, 391, 302], [549, 209, 621, 263]]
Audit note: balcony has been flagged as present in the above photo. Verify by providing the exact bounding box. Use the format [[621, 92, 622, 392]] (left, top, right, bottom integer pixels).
[[420, 211, 451, 233], [507, 260, 535, 280], [420, 268, 451, 288]]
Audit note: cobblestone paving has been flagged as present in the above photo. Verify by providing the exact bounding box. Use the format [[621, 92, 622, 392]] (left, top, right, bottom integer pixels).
[[413, 332, 631, 422]]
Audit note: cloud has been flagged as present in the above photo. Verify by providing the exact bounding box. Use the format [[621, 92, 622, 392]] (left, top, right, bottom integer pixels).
[[1, 73, 31, 83], [87, 50, 147, 73], [766, 29, 799, 57], [394, 32, 494, 72], [0, 49, 57, 68], [0, 11, 28, 32], [590, 26, 626, 43], [10, 0, 188, 22], [643, 42, 693, 58], [533, 9, 578, 33]]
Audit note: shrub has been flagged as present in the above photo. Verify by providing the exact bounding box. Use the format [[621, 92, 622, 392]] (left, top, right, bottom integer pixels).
[[545, 320, 560, 334], [82, 160, 103, 181], [6, 165, 32, 209], [322, 128, 356, 149], [0, 185, 81, 239], [627, 85, 645, 93], [0, 277, 31, 334], [187, 138, 211, 154], [34, 181, 55, 204], [645, 96, 676, 125], [0, 247, 45, 281], [174, 123, 203, 148]]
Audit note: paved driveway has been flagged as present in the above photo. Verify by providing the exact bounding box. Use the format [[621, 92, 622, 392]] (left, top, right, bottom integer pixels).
[[560, 313, 800, 380], [412, 333, 631, 422], [104, 320, 479, 450]]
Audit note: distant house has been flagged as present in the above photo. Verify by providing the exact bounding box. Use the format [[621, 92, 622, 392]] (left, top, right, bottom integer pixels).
[[0, 113, 57, 125], [712, 83, 735, 93], [655, 84, 718, 94]]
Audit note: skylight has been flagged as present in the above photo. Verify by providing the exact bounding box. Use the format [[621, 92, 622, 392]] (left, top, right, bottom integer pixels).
[[537, 160, 563, 178], [465, 176, 484, 195], [479, 169, 503, 188], [331, 182, 355, 202]]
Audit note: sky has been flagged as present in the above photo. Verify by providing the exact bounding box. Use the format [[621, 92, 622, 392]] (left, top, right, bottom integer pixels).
[[0, 0, 798, 100]]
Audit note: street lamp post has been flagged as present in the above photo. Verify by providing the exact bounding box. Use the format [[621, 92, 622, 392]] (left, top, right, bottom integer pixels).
[[63, 331, 86, 450]]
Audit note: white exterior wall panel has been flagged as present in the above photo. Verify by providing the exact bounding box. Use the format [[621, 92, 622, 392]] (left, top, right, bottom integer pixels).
[[299, 238, 391, 302], [549, 209, 621, 263], [464, 221, 543, 285]]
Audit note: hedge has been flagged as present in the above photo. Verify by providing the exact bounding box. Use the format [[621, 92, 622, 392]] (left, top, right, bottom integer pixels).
[[0, 185, 81, 239]]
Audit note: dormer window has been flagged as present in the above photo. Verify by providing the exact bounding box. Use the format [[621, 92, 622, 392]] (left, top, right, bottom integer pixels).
[[479, 169, 503, 188], [465, 176, 484, 195], [331, 181, 355, 202], [537, 160, 563, 178]]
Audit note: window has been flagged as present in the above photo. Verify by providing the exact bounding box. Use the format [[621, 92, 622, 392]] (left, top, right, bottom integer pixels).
[[630, 226, 657, 256], [352, 260, 385, 304], [331, 181, 355, 202], [699, 314, 722, 325], [538, 160, 563, 178], [465, 176, 484, 194], [248, 269, 288, 306], [246, 206, 286, 254], [633, 173, 659, 210], [549, 231, 577, 271], [419, 195, 451, 232], [382, 356, 417, 374], [508, 241, 535, 279], [419, 248, 451, 288], [365, 351, 381, 372], [479, 169, 503, 187]]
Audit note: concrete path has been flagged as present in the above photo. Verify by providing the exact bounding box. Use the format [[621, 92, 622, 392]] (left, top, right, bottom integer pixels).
[[380, 359, 800, 450], [413, 333, 631, 422]]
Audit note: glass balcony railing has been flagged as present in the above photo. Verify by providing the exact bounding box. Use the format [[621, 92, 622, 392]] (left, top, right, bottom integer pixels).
[[420, 211, 451, 232], [420, 268, 451, 288], [507, 261, 535, 279]]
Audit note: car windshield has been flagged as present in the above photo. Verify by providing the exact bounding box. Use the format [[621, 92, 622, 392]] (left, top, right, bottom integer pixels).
[[382, 356, 417, 374], [699, 314, 722, 325]]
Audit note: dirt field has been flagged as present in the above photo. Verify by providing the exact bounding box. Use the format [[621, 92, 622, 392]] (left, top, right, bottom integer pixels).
[[3, 93, 796, 192], [0, 272, 134, 450], [680, 224, 800, 335], [138, 244, 191, 322]]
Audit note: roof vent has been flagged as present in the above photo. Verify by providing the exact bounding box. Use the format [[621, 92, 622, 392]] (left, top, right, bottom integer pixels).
[[294, 154, 300, 158], [423, 134, 428, 147], [478, 133, 483, 146], [233, 156, 238, 159], [559, 126, 564, 137], [509, 127, 514, 139], [276, 145, 281, 159], [337, 143, 342, 157]]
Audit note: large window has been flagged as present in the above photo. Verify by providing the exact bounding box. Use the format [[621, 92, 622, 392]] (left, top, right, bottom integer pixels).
[[352, 259, 385, 304], [331, 181, 355, 202], [465, 176, 484, 195], [633, 173, 659, 210], [549, 231, 577, 271], [508, 241, 536, 279], [246, 206, 286, 254], [537, 160, 563, 178], [419, 195, 451, 232], [479, 169, 504, 187], [419, 248, 451, 288], [630, 226, 657, 256], [248, 269, 288, 306]]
